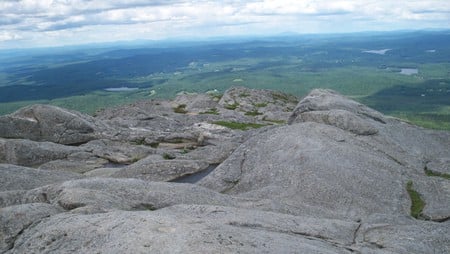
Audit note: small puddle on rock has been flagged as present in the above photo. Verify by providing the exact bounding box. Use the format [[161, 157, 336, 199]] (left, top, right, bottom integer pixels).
[[171, 164, 218, 184]]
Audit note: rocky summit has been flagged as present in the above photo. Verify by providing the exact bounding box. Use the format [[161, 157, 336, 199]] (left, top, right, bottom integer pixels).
[[0, 87, 449, 254]]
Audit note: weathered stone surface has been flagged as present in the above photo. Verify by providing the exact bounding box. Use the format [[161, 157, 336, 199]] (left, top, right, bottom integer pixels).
[[219, 86, 298, 121], [0, 203, 62, 252], [38, 157, 108, 174], [22, 178, 239, 213], [0, 138, 80, 167], [111, 156, 210, 182], [413, 177, 450, 221], [292, 109, 379, 135], [7, 205, 357, 254], [0, 104, 102, 145], [426, 157, 450, 175], [81, 139, 155, 164], [289, 89, 386, 124], [355, 215, 450, 254], [0, 164, 81, 192], [199, 122, 410, 220], [173, 92, 219, 113], [178, 141, 239, 164]]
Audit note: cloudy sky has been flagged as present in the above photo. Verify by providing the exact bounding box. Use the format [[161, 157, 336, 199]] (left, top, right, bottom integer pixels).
[[0, 0, 449, 49]]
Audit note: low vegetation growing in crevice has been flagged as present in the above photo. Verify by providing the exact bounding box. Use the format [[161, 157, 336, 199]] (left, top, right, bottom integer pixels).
[[173, 104, 188, 114], [406, 180, 426, 219], [263, 118, 286, 124], [254, 102, 268, 108], [224, 102, 239, 110], [424, 167, 450, 180], [162, 153, 176, 160], [200, 108, 219, 115], [244, 110, 263, 116], [212, 121, 267, 130]]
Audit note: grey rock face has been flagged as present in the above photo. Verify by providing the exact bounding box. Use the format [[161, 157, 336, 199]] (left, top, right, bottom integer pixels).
[[289, 89, 386, 125], [288, 89, 384, 135], [0, 164, 81, 192], [0, 203, 62, 252], [21, 178, 239, 213], [0, 104, 102, 145], [0, 138, 80, 167], [7, 204, 357, 254], [199, 122, 409, 220], [293, 109, 379, 135], [219, 86, 298, 121]]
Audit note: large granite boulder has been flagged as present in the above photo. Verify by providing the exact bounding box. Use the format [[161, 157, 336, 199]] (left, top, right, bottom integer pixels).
[[0, 104, 102, 145]]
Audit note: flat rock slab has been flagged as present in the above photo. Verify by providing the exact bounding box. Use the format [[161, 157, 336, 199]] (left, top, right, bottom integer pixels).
[[21, 178, 239, 213], [7, 204, 356, 254], [111, 157, 209, 182], [0, 164, 81, 192], [0, 138, 80, 167]]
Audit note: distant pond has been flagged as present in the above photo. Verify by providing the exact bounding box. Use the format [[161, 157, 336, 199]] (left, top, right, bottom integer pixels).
[[400, 68, 418, 75], [104, 87, 139, 92]]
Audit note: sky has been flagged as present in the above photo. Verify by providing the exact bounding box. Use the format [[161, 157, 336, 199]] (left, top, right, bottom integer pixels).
[[0, 0, 449, 49]]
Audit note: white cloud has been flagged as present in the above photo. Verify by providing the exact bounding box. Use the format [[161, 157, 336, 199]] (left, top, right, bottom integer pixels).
[[0, 31, 22, 42], [0, 0, 449, 48]]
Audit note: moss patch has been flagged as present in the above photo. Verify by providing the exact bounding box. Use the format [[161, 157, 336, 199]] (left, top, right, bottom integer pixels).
[[212, 121, 267, 130], [424, 167, 450, 180], [406, 180, 426, 219]]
